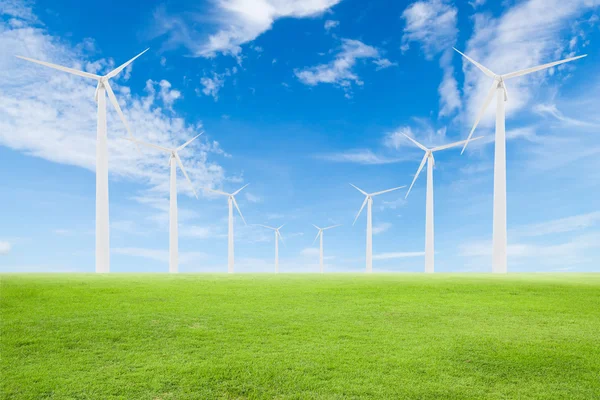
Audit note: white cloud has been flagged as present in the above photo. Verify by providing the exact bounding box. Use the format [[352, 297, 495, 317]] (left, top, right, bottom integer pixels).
[[152, 0, 341, 58], [245, 192, 262, 203], [0, 241, 11, 255], [0, 14, 228, 203], [324, 19, 339, 31], [113, 247, 206, 265], [373, 251, 424, 260], [372, 222, 392, 235], [533, 103, 600, 128], [200, 74, 225, 101], [513, 211, 600, 238], [295, 39, 394, 96], [300, 247, 319, 257], [315, 149, 403, 165], [401, 0, 460, 117]]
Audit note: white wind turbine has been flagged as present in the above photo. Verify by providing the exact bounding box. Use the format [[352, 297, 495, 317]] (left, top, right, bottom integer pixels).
[[204, 184, 249, 273], [16, 49, 149, 273], [312, 224, 341, 273], [125, 134, 201, 273], [255, 224, 285, 273], [454, 48, 586, 273], [403, 134, 483, 274], [351, 184, 406, 273]]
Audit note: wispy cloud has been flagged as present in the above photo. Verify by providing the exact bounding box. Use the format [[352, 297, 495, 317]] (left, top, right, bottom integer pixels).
[[372, 222, 392, 235], [315, 149, 403, 165], [0, 241, 11, 255], [295, 39, 395, 97], [151, 0, 341, 58], [324, 20, 339, 31], [373, 251, 424, 260], [113, 247, 206, 265]]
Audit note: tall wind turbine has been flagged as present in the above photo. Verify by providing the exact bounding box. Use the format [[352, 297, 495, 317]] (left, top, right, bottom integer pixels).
[[204, 184, 249, 273], [16, 49, 149, 273], [351, 184, 406, 273], [255, 224, 285, 273], [454, 48, 586, 273], [403, 134, 483, 273], [125, 134, 201, 273], [312, 224, 341, 273]]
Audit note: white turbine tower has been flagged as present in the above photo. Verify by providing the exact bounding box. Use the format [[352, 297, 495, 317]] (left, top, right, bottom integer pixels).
[[204, 184, 249, 273], [255, 224, 285, 273], [312, 224, 341, 273], [351, 184, 406, 273], [454, 48, 586, 273], [16, 49, 149, 273], [403, 134, 484, 274], [125, 134, 201, 273]]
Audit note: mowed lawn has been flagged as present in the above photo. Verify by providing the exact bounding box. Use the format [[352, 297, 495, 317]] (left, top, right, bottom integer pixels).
[[1, 274, 599, 399]]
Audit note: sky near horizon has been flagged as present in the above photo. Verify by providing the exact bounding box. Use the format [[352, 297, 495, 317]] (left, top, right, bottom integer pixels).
[[0, 0, 599, 273]]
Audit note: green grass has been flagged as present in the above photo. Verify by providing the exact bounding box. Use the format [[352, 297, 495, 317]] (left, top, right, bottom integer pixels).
[[1, 274, 599, 399]]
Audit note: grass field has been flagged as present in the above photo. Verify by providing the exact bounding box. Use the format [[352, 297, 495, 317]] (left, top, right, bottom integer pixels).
[[1, 274, 599, 399]]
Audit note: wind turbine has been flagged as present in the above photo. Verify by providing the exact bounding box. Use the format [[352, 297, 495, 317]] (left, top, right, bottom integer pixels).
[[454, 48, 586, 273], [255, 224, 285, 273], [351, 184, 406, 273], [125, 134, 201, 273], [312, 224, 341, 273], [16, 49, 149, 273], [204, 184, 249, 273], [403, 134, 484, 273]]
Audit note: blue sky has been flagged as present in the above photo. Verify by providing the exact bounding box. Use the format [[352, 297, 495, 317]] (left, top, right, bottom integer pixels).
[[0, 0, 599, 273]]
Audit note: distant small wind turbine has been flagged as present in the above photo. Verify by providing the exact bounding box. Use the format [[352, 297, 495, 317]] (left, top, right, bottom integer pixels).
[[125, 134, 201, 273], [255, 224, 285, 273], [403, 134, 483, 274], [312, 224, 341, 273], [453, 48, 586, 273], [16, 49, 149, 273], [204, 184, 249, 273], [351, 184, 406, 273]]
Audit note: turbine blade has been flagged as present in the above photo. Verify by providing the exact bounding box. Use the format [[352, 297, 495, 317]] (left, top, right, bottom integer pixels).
[[312, 230, 321, 245], [233, 183, 249, 196], [501, 54, 587, 80], [232, 197, 246, 225], [175, 153, 198, 199], [202, 187, 230, 196], [432, 136, 485, 152], [94, 81, 101, 103], [353, 197, 368, 226], [105, 48, 150, 79], [177, 133, 203, 151], [278, 224, 285, 230], [402, 133, 428, 151], [323, 224, 341, 230], [254, 224, 275, 230], [123, 137, 171, 153], [16, 56, 100, 80], [405, 153, 428, 199], [349, 183, 368, 196], [371, 185, 407, 197], [461, 80, 497, 154], [502, 84, 508, 102], [452, 48, 495, 78], [277, 230, 285, 245], [104, 81, 137, 144], [312, 224, 321, 230]]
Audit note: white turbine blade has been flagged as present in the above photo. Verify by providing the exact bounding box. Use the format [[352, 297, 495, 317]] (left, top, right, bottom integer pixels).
[[432, 136, 485, 152], [323, 224, 341, 230], [277, 230, 285, 245], [461, 80, 497, 155], [202, 187, 230, 196], [278, 224, 285, 230], [123, 137, 171, 153], [402, 133, 428, 151], [254, 224, 275, 230], [371, 185, 407, 197], [349, 183, 368, 196], [16, 56, 100, 80], [452, 48, 495, 78], [312, 224, 321, 230], [312, 230, 321, 244], [233, 183, 249, 196], [175, 153, 198, 199], [353, 197, 368, 226], [502, 84, 508, 102], [232, 197, 246, 225], [405, 153, 428, 199], [104, 81, 136, 143], [105, 48, 149, 79], [501, 54, 587, 80], [94, 81, 101, 102], [177, 133, 203, 151]]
